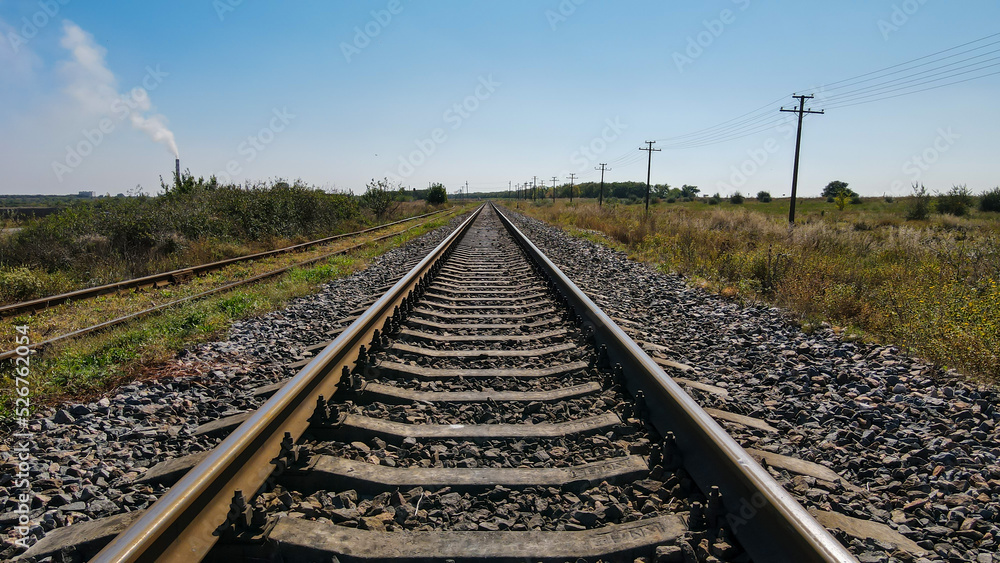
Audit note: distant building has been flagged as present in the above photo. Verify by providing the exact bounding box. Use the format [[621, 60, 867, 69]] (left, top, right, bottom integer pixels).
[[78, 191, 95, 198]]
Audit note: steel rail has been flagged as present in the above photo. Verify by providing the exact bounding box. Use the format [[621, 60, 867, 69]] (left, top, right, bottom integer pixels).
[[90, 204, 485, 563], [492, 203, 856, 563], [0, 211, 458, 362], [0, 208, 451, 318]]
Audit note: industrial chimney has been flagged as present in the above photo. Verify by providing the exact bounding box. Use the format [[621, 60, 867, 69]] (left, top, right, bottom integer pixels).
[[175, 158, 181, 187]]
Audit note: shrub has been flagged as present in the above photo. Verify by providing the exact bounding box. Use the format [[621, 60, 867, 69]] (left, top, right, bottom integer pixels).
[[427, 184, 448, 205], [906, 184, 931, 221], [834, 193, 849, 211], [850, 195, 863, 205], [707, 197, 720, 206], [666, 197, 676, 204], [361, 178, 402, 219], [936, 185, 974, 216], [884, 195, 894, 203], [756, 191, 772, 203], [826, 196, 835, 203], [730, 192, 745, 204], [979, 187, 1000, 213]]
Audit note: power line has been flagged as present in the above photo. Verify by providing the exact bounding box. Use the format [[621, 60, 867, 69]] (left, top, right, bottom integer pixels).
[[638, 32, 1000, 151], [595, 163, 611, 207], [818, 32, 1000, 90], [825, 68, 1000, 110], [780, 95, 824, 224], [639, 141, 661, 214]]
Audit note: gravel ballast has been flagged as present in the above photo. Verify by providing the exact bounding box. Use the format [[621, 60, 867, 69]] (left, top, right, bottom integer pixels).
[[503, 207, 999, 563]]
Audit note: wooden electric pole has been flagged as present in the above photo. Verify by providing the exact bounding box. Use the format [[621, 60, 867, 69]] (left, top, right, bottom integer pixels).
[[780, 95, 824, 224], [551, 176, 557, 202], [567, 173, 577, 202], [640, 141, 660, 214], [595, 163, 610, 207]]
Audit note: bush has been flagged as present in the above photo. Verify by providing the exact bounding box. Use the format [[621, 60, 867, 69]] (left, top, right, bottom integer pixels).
[[936, 185, 974, 216], [730, 192, 745, 204], [756, 191, 772, 203], [427, 184, 448, 205], [361, 178, 403, 219], [884, 195, 894, 203], [850, 195, 863, 205], [666, 197, 676, 204], [906, 184, 931, 221], [826, 196, 835, 203], [979, 187, 1000, 213], [0, 177, 362, 298]]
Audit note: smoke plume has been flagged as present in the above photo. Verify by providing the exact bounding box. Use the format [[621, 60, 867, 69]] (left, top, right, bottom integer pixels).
[[58, 20, 179, 157]]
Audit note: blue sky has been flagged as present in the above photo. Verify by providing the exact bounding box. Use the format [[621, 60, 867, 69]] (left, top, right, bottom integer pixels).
[[1, 1, 998, 197]]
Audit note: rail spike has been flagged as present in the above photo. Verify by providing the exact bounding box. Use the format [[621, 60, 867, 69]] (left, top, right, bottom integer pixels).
[[215, 490, 253, 536]]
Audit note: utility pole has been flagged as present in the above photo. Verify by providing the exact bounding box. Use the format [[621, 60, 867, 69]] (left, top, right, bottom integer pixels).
[[465, 181, 469, 200], [551, 176, 557, 202], [640, 141, 661, 214], [780, 95, 824, 224], [533, 176, 538, 202], [567, 173, 577, 203], [595, 163, 611, 207]]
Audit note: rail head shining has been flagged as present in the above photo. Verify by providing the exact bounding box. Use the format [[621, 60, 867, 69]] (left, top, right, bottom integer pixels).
[[491, 203, 856, 563], [91, 205, 484, 563]]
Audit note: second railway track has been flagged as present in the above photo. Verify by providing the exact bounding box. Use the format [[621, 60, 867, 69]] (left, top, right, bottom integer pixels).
[[80, 203, 855, 562]]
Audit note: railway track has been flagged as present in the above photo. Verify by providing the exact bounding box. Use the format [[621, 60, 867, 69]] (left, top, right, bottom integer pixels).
[[0, 209, 458, 361], [0, 208, 451, 319], [56, 203, 855, 562]]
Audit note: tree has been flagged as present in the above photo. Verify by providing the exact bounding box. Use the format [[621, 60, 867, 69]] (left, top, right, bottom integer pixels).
[[730, 192, 745, 204], [756, 191, 772, 202], [936, 185, 974, 216], [653, 184, 672, 198], [905, 183, 931, 221], [361, 177, 401, 219], [822, 181, 856, 199], [427, 183, 448, 205], [680, 185, 700, 198], [980, 187, 1000, 213]]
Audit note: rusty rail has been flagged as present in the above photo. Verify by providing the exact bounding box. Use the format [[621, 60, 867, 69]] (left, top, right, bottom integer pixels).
[[0, 208, 450, 318]]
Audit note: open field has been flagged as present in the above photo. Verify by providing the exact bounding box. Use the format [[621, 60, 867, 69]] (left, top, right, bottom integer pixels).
[[517, 196, 1000, 382]]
